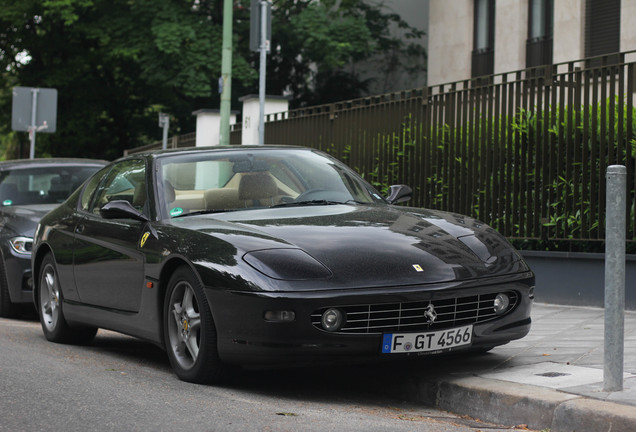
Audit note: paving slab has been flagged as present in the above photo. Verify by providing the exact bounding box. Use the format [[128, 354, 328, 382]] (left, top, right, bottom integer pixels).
[[394, 303, 636, 431]]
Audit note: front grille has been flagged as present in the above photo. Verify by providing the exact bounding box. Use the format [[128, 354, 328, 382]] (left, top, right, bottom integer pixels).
[[311, 291, 518, 334]]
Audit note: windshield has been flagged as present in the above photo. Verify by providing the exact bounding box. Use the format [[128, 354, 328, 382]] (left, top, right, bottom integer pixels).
[[158, 148, 385, 217], [0, 165, 102, 206]]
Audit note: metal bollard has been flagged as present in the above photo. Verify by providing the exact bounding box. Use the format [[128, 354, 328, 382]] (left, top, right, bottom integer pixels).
[[604, 165, 626, 392]]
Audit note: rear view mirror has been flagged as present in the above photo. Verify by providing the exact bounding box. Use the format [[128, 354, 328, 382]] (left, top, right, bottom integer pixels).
[[386, 184, 412, 204], [100, 200, 149, 222]]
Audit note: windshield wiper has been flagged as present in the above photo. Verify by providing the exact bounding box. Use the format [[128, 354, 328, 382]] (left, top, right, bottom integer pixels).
[[177, 209, 239, 217], [270, 200, 346, 208]]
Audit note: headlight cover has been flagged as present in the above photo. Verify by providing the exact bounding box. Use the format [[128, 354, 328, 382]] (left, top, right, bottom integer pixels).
[[243, 248, 332, 280], [10, 236, 33, 255]]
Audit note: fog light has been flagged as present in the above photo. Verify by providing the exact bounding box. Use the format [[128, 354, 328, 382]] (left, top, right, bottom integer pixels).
[[529, 286, 535, 300], [321, 308, 345, 332], [264, 310, 295, 322], [493, 293, 510, 315]]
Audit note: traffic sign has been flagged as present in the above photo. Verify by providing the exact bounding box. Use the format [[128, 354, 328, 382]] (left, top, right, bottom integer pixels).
[[11, 87, 57, 133]]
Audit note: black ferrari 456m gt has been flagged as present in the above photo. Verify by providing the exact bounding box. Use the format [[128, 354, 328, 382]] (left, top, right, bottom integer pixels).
[[32, 146, 534, 383]]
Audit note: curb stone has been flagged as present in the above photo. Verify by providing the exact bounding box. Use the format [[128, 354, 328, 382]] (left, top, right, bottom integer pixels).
[[423, 375, 636, 432], [551, 398, 636, 432]]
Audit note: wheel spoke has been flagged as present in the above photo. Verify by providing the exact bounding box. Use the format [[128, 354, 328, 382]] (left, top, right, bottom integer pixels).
[[188, 315, 201, 333], [174, 339, 186, 354], [182, 286, 195, 314], [184, 334, 199, 360], [43, 299, 52, 316], [45, 272, 53, 290], [171, 302, 183, 328]]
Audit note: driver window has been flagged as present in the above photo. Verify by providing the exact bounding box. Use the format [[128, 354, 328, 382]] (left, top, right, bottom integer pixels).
[[80, 166, 110, 212], [88, 159, 146, 215]]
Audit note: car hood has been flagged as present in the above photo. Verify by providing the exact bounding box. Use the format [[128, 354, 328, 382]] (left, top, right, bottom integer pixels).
[[170, 204, 529, 289], [0, 204, 57, 237]]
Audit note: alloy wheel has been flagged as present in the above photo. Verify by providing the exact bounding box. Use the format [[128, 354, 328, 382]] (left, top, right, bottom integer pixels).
[[167, 280, 202, 370], [40, 264, 59, 332]]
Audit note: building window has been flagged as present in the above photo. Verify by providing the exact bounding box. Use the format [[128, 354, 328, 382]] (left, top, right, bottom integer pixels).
[[585, 0, 620, 63], [472, 0, 495, 78], [526, 0, 553, 68]]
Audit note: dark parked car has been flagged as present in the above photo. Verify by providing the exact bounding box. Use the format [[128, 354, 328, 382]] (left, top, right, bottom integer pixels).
[[32, 146, 534, 383], [0, 158, 106, 317]]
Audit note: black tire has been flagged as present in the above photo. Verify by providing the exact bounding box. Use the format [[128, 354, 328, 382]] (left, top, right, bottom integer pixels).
[[0, 257, 19, 318], [37, 253, 97, 344], [163, 266, 225, 384]]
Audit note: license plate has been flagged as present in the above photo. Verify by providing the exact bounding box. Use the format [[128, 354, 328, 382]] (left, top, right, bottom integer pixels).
[[381, 325, 473, 354]]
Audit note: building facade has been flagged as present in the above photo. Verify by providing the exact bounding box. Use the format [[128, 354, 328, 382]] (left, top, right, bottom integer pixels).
[[428, 0, 636, 86]]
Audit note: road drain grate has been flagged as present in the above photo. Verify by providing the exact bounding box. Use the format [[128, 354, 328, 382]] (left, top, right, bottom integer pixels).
[[535, 372, 571, 378]]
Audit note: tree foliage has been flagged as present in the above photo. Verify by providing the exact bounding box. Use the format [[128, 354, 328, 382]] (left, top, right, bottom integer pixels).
[[0, 0, 425, 160]]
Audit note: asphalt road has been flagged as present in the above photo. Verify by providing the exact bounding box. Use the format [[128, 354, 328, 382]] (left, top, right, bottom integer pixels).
[[0, 315, 537, 432]]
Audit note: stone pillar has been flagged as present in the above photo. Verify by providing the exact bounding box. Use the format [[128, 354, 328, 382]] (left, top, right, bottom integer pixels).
[[239, 95, 289, 145], [192, 109, 236, 147]]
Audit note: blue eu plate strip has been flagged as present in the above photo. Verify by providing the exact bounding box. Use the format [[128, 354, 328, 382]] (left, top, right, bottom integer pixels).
[[381, 334, 393, 353]]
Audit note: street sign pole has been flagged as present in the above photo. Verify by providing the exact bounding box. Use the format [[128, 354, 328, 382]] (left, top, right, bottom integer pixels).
[[250, 0, 271, 146], [219, 0, 233, 146], [159, 113, 170, 150], [258, 0, 268, 146], [12, 86, 57, 159], [29, 88, 39, 159]]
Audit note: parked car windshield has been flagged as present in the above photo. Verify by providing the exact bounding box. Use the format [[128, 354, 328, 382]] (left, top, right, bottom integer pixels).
[[0, 165, 101, 206], [158, 148, 386, 217]]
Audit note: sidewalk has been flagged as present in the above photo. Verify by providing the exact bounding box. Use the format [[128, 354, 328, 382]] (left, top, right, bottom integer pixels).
[[371, 303, 636, 431]]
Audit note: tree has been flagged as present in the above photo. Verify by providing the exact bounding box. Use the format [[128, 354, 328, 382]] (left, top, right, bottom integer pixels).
[[0, 0, 257, 159], [0, 0, 425, 159], [264, 0, 426, 106]]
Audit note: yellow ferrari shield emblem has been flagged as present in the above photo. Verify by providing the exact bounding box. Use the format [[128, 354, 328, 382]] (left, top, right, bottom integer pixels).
[[140, 232, 150, 248]]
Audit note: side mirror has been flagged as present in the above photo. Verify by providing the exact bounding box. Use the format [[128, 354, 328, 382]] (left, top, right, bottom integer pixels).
[[386, 184, 412, 204], [100, 200, 149, 222]]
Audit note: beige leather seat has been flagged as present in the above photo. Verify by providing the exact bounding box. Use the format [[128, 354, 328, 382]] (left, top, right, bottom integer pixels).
[[238, 173, 278, 207]]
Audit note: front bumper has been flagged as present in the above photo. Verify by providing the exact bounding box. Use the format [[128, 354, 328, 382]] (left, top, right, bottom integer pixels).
[[2, 248, 33, 304], [203, 272, 534, 366]]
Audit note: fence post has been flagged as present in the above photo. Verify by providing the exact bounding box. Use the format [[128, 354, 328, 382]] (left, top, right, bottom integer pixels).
[[604, 165, 626, 392]]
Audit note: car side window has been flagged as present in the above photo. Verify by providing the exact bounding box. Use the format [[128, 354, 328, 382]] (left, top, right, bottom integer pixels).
[[88, 159, 147, 215], [80, 166, 111, 212]]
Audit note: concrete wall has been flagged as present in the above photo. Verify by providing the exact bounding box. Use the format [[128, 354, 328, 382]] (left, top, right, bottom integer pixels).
[[622, 0, 636, 52], [428, 0, 473, 86], [494, 0, 527, 75], [521, 251, 636, 310], [428, 0, 636, 84], [553, 0, 585, 64]]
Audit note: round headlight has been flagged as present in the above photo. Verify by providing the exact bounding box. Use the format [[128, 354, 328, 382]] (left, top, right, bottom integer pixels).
[[321, 308, 345, 332], [493, 293, 510, 315]]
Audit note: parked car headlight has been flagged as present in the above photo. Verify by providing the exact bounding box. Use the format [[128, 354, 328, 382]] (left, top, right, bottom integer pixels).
[[243, 248, 332, 280], [9, 236, 33, 255]]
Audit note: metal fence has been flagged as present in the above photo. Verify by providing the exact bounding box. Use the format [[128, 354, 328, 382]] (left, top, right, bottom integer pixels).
[[127, 51, 636, 244], [263, 51, 636, 244], [124, 132, 196, 156]]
